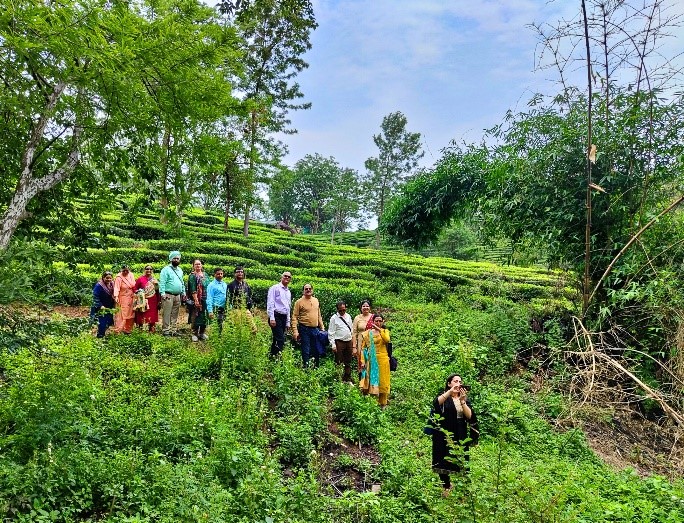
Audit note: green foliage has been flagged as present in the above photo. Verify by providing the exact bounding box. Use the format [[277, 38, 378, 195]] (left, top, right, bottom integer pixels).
[[269, 155, 362, 235], [0, 308, 90, 355], [274, 417, 316, 467], [0, 241, 53, 304], [381, 144, 487, 249], [0, 0, 246, 248], [2, 194, 683, 522], [365, 111, 424, 231], [331, 383, 384, 445], [105, 331, 154, 357]]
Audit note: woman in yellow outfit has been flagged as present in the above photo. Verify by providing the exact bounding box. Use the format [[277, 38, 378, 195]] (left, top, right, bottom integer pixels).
[[359, 313, 391, 407]]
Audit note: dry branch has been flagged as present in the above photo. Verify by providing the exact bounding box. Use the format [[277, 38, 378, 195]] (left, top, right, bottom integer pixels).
[[568, 317, 684, 427]]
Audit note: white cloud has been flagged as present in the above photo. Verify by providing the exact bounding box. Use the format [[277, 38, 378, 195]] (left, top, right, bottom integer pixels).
[[282, 0, 684, 175]]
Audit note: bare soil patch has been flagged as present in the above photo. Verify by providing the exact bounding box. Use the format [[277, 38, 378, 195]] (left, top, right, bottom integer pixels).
[[318, 420, 383, 495], [578, 411, 683, 479]]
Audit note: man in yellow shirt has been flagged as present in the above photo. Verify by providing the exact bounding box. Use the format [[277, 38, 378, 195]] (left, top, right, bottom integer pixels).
[[292, 283, 325, 368]]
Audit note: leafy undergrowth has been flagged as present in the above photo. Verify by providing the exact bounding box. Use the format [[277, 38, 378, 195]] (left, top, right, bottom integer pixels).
[[1, 301, 683, 522], [1, 211, 683, 521]]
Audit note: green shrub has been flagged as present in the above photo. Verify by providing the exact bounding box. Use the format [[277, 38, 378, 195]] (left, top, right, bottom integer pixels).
[[274, 418, 315, 468], [105, 331, 153, 356], [331, 383, 383, 445]]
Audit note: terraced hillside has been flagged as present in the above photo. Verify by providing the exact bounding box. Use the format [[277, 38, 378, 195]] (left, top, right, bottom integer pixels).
[[69, 208, 576, 319], [4, 209, 683, 523]]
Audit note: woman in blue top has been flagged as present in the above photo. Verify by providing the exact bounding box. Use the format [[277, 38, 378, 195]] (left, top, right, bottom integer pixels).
[[91, 271, 115, 338]]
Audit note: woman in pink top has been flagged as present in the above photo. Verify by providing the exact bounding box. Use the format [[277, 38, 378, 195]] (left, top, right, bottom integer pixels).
[[114, 264, 136, 334]]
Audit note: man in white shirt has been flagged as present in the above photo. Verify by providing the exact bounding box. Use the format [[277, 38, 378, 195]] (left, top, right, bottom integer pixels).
[[266, 271, 292, 358], [328, 300, 355, 382]]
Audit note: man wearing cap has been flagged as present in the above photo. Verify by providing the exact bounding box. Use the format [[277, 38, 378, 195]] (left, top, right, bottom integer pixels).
[[266, 271, 292, 358], [159, 251, 185, 336]]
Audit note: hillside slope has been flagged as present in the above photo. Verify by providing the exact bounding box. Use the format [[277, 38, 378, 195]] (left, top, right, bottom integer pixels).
[[1, 210, 682, 523]]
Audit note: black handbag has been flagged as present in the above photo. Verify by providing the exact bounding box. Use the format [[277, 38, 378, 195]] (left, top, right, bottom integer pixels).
[[387, 342, 397, 371]]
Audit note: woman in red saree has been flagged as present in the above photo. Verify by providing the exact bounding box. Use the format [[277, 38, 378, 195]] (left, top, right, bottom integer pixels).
[[135, 265, 160, 333]]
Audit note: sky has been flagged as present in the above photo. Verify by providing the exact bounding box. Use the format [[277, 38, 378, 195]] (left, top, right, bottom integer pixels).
[[279, 0, 684, 174]]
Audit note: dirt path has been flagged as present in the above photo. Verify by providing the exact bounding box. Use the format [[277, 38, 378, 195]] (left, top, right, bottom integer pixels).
[[580, 412, 683, 479]]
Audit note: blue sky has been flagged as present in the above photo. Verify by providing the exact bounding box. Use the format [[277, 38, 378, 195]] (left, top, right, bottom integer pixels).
[[280, 0, 684, 174]]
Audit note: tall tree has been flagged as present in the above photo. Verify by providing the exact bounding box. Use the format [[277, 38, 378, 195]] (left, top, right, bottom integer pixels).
[[219, 0, 317, 237], [364, 111, 423, 246], [268, 154, 361, 235], [268, 165, 298, 226], [0, 0, 239, 249], [328, 166, 362, 244]]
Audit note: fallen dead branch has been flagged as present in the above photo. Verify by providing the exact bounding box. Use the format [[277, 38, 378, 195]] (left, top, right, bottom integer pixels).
[[568, 316, 684, 428]]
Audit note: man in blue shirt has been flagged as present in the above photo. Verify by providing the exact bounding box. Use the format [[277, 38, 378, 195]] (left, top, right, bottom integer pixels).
[[207, 267, 228, 334], [159, 250, 184, 336]]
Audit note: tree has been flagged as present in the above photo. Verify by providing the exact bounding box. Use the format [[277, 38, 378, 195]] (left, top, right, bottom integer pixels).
[[328, 166, 362, 243], [384, 91, 684, 271], [268, 165, 298, 226], [218, 0, 317, 237], [268, 154, 361, 236], [0, 0, 239, 249], [0, 0, 106, 249], [381, 144, 486, 250], [364, 111, 423, 246]]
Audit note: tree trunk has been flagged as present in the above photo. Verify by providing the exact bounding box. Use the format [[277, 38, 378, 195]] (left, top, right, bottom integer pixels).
[[375, 188, 385, 249], [243, 111, 258, 238], [243, 204, 250, 237], [223, 159, 234, 231], [0, 80, 84, 250], [159, 125, 171, 223], [0, 126, 82, 250], [581, 0, 593, 316]]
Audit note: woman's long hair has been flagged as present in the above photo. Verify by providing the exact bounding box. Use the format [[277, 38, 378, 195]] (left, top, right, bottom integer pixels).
[[444, 373, 460, 392]]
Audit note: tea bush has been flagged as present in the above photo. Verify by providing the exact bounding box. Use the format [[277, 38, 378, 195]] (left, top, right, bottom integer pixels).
[[3, 211, 683, 522]]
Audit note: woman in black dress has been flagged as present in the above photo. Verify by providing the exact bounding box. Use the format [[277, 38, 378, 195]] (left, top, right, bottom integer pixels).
[[431, 374, 479, 496]]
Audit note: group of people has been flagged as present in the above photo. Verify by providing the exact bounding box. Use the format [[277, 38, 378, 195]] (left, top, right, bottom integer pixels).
[[90, 251, 254, 340], [91, 252, 478, 495], [266, 271, 479, 496], [91, 264, 160, 338], [266, 271, 393, 408]]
